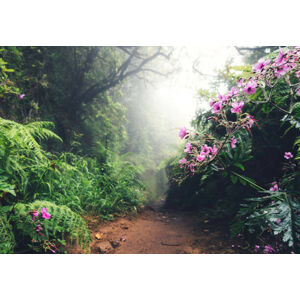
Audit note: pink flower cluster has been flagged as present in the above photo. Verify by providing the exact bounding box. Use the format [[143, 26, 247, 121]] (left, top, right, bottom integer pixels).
[[196, 144, 218, 162], [184, 142, 192, 153], [41, 207, 51, 219], [231, 101, 244, 114], [178, 131, 219, 174], [178, 47, 300, 179], [209, 47, 300, 120], [29, 207, 51, 221], [29, 207, 51, 235]]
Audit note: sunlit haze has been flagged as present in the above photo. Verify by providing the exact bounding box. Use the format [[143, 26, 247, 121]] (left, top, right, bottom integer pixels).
[[139, 46, 244, 147]]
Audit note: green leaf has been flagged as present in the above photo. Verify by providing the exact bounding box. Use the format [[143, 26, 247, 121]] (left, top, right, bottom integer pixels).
[[230, 174, 238, 184], [233, 163, 245, 171]]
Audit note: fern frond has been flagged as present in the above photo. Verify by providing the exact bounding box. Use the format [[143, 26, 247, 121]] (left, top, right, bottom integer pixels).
[[0, 207, 16, 253], [25, 121, 63, 143], [14, 201, 91, 251]]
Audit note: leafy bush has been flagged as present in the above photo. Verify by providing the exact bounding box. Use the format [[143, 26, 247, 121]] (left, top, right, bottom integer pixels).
[[166, 47, 300, 253], [234, 191, 300, 251], [11, 201, 91, 253], [41, 152, 145, 217], [0, 116, 145, 253], [0, 117, 62, 203]]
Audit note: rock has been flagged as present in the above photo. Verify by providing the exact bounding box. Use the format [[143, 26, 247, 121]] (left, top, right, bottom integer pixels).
[[121, 226, 129, 230], [110, 240, 120, 248], [94, 241, 113, 254], [120, 237, 126, 242]]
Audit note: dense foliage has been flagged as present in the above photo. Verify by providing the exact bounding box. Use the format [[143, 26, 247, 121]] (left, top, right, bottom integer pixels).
[[166, 47, 300, 253], [0, 46, 171, 253]]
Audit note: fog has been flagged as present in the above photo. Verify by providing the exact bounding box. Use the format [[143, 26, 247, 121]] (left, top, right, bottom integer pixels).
[[125, 46, 243, 151], [121, 46, 244, 200]]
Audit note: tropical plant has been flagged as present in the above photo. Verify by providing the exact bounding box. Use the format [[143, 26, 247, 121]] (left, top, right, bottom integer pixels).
[[11, 201, 91, 253], [166, 46, 300, 252]]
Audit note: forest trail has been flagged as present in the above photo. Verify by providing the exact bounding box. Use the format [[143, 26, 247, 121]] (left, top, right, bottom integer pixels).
[[67, 202, 235, 254]]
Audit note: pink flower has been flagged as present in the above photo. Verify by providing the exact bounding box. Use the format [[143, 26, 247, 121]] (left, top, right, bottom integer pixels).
[[36, 225, 43, 232], [218, 93, 228, 103], [253, 58, 270, 73], [276, 218, 281, 224], [230, 137, 237, 149], [227, 87, 239, 98], [41, 207, 51, 220], [211, 101, 222, 114], [243, 80, 257, 95], [237, 78, 244, 87], [296, 89, 300, 96], [41, 207, 47, 214], [31, 210, 39, 221], [231, 101, 244, 114], [275, 48, 286, 65], [19, 94, 25, 99], [264, 245, 275, 254], [179, 127, 187, 139], [209, 144, 218, 155], [179, 158, 187, 164], [246, 115, 256, 128], [284, 152, 293, 159], [184, 142, 192, 153], [275, 65, 290, 77], [201, 144, 210, 155], [209, 99, 215, 107], [197, 154, 206, 162], [189, 163, 196, 173], [270, 183, 278, 192], [296, 71, 300, 78]]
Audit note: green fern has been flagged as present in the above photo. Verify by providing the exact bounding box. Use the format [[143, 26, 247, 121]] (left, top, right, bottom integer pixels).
[[0, 207, 16, 253], [0, 117, 62, 161], [13, 201, 91, 251], [0, 117, 62, 200], [236, 191, 300, 252]]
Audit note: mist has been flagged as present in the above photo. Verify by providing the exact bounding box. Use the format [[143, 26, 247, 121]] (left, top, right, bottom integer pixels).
[[118, 46, 244, 201], [122, 46, 243, 153]]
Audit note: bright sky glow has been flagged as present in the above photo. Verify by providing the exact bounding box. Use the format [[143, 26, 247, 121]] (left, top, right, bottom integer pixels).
[[149, 46, 243, 137]]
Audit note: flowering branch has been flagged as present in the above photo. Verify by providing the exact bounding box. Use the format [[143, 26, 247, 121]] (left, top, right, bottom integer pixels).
[[176, 46, 300, 189]]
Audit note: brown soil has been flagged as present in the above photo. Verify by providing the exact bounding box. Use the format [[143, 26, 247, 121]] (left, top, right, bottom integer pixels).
[[66, 205, 235, 254]]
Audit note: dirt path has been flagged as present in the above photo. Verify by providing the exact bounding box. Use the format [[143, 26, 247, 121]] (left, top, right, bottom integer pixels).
[[67, 205, 235, 254]]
